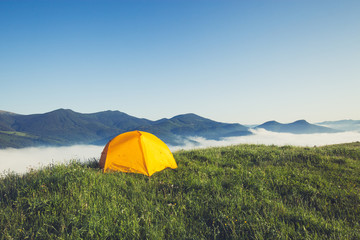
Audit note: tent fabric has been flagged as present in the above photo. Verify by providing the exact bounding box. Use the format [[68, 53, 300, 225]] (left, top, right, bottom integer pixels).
[[99, 131, 177, 176]]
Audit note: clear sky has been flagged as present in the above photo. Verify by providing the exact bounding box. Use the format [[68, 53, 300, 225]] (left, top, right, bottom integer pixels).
[[1, 0, 359, 124]]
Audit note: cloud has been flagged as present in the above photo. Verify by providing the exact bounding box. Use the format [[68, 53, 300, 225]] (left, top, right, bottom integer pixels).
[[1, 129, 359, 175], [169, 129, 360, 151], [0, 145, 103, 175]]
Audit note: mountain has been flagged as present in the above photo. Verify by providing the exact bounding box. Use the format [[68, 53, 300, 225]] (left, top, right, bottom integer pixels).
[[2, 109, 351, 149], [317, 120, 360, 132], [1, 109, 152, 145], [0, 109, 251, 148], [255, 120, 340, 134], [136, 113, 251, 145]]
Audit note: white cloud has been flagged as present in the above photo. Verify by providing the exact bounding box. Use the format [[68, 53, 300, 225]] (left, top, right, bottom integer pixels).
[[169, 129, 360, 151], [1, 129, 359, 175], [0, 145, 103, 175]]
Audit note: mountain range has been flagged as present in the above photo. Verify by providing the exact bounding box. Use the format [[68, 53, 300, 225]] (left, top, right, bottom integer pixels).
[[255, 120, 339, 134], [0, 109, 251, 148], [317, 120, 360, 132], [0, 109, 357, 149]]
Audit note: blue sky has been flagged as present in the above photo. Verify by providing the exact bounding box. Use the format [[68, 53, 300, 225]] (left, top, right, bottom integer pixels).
[[1, 0, 359, 124]]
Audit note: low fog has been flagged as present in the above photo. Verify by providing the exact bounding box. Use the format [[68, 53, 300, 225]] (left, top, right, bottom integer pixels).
[[1, 129, 359, 175], [0, 145, 103, 175], [169, 129, 360, 150]]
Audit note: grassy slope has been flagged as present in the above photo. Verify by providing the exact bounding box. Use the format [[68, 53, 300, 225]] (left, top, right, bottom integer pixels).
[[1, 143, 359, 239], [0, 131, 43, 149], [0, 131, 66, 148]]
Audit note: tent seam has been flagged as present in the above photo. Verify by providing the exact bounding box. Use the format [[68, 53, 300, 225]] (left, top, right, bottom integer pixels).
[[137, 131, 149, 176]]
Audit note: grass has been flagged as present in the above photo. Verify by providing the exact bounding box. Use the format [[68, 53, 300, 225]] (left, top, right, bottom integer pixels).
[[1, 142, 359, 239], [0, 131, 41, 149]]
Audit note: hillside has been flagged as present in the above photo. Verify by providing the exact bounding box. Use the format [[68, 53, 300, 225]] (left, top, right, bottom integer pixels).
[[1, 143, 359, 239], [0, 109, 251, 148], [255, 120, 339, 134], [0, 109, 152, 145], [136, 113, 251, 145]]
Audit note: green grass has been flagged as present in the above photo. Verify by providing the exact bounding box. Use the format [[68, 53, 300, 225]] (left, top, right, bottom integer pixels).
[[0, 131, 42, 149], [1, 143, 359, 239]]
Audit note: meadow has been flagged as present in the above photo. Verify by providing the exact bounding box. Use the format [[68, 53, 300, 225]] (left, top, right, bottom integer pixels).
[[1, 142, 359, 239]]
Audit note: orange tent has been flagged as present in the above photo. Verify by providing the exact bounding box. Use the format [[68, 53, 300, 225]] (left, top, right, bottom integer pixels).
[[99, 131, 177, 176]]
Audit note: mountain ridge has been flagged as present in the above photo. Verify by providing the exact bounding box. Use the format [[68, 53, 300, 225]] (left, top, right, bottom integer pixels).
[[0, 109, 251, 148], [1, 109, 353, 149], [317, 119, 360, 132], [255, 119, 340, 134]]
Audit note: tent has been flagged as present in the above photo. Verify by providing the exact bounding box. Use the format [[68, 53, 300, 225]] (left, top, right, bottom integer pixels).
[[99, 130, 178, 176]]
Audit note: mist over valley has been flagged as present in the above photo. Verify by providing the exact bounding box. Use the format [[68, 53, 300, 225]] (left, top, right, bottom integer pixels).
[[1, 127, 359, 174], [1, 109, 358, 149]]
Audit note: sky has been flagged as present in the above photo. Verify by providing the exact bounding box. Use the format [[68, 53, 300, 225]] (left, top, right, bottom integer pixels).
[[1, 0, 359, 125]]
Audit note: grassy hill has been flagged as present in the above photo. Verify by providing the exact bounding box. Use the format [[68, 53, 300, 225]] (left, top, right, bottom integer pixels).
[[1, 143, 359, 239]]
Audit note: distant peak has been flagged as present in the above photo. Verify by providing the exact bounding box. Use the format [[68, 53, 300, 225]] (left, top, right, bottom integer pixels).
[[292, 119, 309, 124], [95, 110, 122, 114], [174, 113, 199, 117], [264, 120, 279, 124], [54, 108, 73, 112], [49, 108, 75, 114], [171, 113, 202, 120], [170, 113, 217, 124], [260, 120, 280, 126]]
